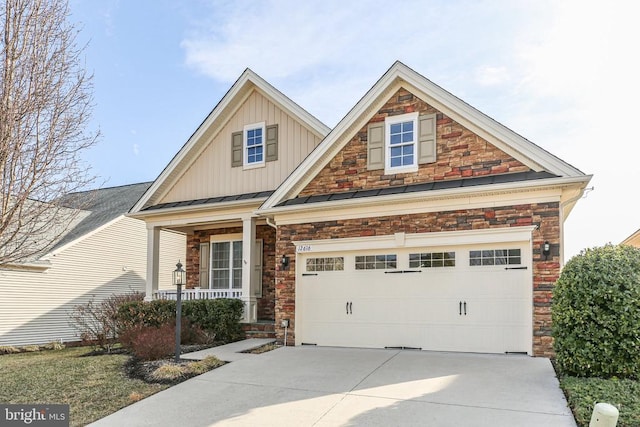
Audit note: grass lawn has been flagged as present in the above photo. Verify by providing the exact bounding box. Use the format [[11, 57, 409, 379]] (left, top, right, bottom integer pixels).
[[0, 347, 169, 426], [559, 375, 640, 427]]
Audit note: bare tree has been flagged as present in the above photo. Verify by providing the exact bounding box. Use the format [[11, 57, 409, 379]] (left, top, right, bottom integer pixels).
[[0, 0, 98, 266]]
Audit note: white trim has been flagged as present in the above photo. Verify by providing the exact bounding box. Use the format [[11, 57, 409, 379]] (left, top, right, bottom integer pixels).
[[261, 61, 588, 210], [260, 175, 592, 223], [243, 122, 266, 169], [293, 226, 536, 254], [129, 198, 267, 221], [46, 215, 128, 257], [385, 112, 418, 174], [130, 69, 330, 213], [209, 233, 243, 242]]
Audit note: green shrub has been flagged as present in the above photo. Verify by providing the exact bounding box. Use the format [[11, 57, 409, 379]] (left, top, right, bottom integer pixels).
[[553, 244, 640, 378], [117, 298, 244, 344], [182, 299, 244, 343], [117, 299, 176, 331]]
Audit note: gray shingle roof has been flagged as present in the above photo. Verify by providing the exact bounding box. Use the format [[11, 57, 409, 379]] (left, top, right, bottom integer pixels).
[[51, 182, 152, 251]]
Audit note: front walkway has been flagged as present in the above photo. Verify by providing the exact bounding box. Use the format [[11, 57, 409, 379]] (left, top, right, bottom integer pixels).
[[182, 338, 276, 362], [91, 346, 576, 426]]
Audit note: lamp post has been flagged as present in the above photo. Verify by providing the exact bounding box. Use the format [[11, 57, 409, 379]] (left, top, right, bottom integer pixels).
[[173, 261, 186, 363]]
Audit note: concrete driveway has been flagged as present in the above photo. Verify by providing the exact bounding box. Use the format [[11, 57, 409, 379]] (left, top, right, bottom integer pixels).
[[90, 346, 576, 426]]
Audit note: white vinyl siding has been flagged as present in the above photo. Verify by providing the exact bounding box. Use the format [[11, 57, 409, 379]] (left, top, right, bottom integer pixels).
[[159, 90, 323, 203], [0, 216, 185, 346]]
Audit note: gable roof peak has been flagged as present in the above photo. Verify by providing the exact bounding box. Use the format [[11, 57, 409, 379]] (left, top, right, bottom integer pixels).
[[261, 61, 588, 210], [130, 68, 330, 213]]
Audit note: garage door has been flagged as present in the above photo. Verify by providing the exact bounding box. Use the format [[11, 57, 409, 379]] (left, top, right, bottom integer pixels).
[[296, 242, 532, 354]]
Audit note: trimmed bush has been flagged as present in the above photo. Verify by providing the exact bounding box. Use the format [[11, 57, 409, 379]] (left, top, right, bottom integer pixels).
[[553, 244, 640, 378], [117, 298, 244, 344], [119, 322, 175, 361], [182, 299, 244, 343]]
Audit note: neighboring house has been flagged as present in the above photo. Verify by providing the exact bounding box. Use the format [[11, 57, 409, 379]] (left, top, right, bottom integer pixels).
[[621, 229, 640, 248], [130, 62, 591, 357], [0, 183, 185, 346]]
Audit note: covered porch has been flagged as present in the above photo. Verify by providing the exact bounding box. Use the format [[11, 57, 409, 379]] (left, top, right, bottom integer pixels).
[[131, 195, 276, 324]]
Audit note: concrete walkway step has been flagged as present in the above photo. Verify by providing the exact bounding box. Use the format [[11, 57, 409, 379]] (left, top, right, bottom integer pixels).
[[181, 338, 276, 362]]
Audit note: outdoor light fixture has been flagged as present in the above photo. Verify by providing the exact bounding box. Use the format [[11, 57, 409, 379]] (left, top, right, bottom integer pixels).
[[542, 241, 551, 260], [173, 261, 185, 363], [281, 255, 289, 270]]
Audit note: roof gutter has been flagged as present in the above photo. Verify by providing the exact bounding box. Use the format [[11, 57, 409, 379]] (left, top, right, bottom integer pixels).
[[128, 197, 269, 219], [258, 175, 592, 216]]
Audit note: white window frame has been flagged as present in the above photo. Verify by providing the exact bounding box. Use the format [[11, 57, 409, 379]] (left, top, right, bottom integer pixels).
[[243, 122, 266, 169], [209, 234, 243, 290], [385, 112, 419, 174]]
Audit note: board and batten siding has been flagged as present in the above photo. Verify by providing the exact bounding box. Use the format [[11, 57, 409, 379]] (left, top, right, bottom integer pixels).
[[159, 90, 323, 204], [0, 216, 185, 346]]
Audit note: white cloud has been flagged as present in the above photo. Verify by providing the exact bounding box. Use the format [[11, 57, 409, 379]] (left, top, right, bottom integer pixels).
[[179, 0, 640, 258], [133, 143, 139, 156], [475, 66, 510, 86]]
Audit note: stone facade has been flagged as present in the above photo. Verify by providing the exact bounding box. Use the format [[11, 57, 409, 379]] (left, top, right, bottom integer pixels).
[[186, 225, 276, 321], [299, 88, 529, 196], [275, 203, 561, 357]]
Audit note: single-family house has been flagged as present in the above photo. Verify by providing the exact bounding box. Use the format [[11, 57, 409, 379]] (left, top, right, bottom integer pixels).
[[0, 183, 185, 346], [621, 229, 640, 248], [130, 62, 591, 357]]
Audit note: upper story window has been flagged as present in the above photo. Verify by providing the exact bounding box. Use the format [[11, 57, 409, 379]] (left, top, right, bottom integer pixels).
[[231, 123, 279, 169], [244, 122, 265, 168], [385, 112, 419, 174], [367, 110, 436, 173]]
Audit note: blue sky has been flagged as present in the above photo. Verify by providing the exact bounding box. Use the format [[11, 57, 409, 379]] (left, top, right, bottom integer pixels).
[[69, 0, 640, 259]]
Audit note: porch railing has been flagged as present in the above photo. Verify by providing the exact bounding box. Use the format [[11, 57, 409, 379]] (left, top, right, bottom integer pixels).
[[154, 288, 242, 301]]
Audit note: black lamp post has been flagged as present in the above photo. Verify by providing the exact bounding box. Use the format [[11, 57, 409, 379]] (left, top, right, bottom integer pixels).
[[173, 261, 186, 363]]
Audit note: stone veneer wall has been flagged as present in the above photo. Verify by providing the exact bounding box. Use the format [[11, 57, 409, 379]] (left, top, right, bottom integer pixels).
[[299, 88, 530, 196], [275, 202, 560, 357], [186, 225, 276, 320]]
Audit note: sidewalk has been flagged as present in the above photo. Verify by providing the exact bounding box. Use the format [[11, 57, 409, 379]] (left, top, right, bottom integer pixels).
[[181, 338, 276, 362]]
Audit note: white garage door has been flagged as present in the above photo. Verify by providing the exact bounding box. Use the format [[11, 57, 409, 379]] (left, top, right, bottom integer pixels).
[[296, 241, 532, 354]]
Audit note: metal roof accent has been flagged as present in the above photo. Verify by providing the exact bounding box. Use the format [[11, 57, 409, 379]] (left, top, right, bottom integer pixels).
[[275, 172, 557, 207], [142, 190, 275, 212]]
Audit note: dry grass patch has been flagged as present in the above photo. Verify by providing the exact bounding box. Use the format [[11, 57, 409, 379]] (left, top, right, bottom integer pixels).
[[0, 346, 168, 426]]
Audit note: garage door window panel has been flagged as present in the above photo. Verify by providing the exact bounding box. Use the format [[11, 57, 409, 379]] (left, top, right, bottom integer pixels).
[[409, 252, 456, 268], [306, 257, 344, 272], [355, 254, 397, 270], [469, 249, 521, 266]]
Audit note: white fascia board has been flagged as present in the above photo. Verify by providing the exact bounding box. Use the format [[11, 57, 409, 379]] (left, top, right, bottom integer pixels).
[[263, 61, 587, 210], [129, 198, 266, 222], [132, 69, 330, 214], [394, 64, 583, 177], [293, 225, 537, 254], [46, 215, 128, 257], [248, 70, 331, 138], [261, 175, 592, 220], [263, 67, 399, 210], [136, 202, 264, 229]]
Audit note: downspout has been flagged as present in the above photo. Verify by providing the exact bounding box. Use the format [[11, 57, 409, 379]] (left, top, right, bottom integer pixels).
[[266, 217, 277, 229]]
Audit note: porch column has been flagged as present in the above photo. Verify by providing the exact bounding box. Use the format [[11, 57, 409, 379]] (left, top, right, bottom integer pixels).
[[241, 216, 257, 322], [144, 225, 160, 301]]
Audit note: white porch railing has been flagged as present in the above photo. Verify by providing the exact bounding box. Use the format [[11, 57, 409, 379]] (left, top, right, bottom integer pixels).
[[154, 288, 242, 301]]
